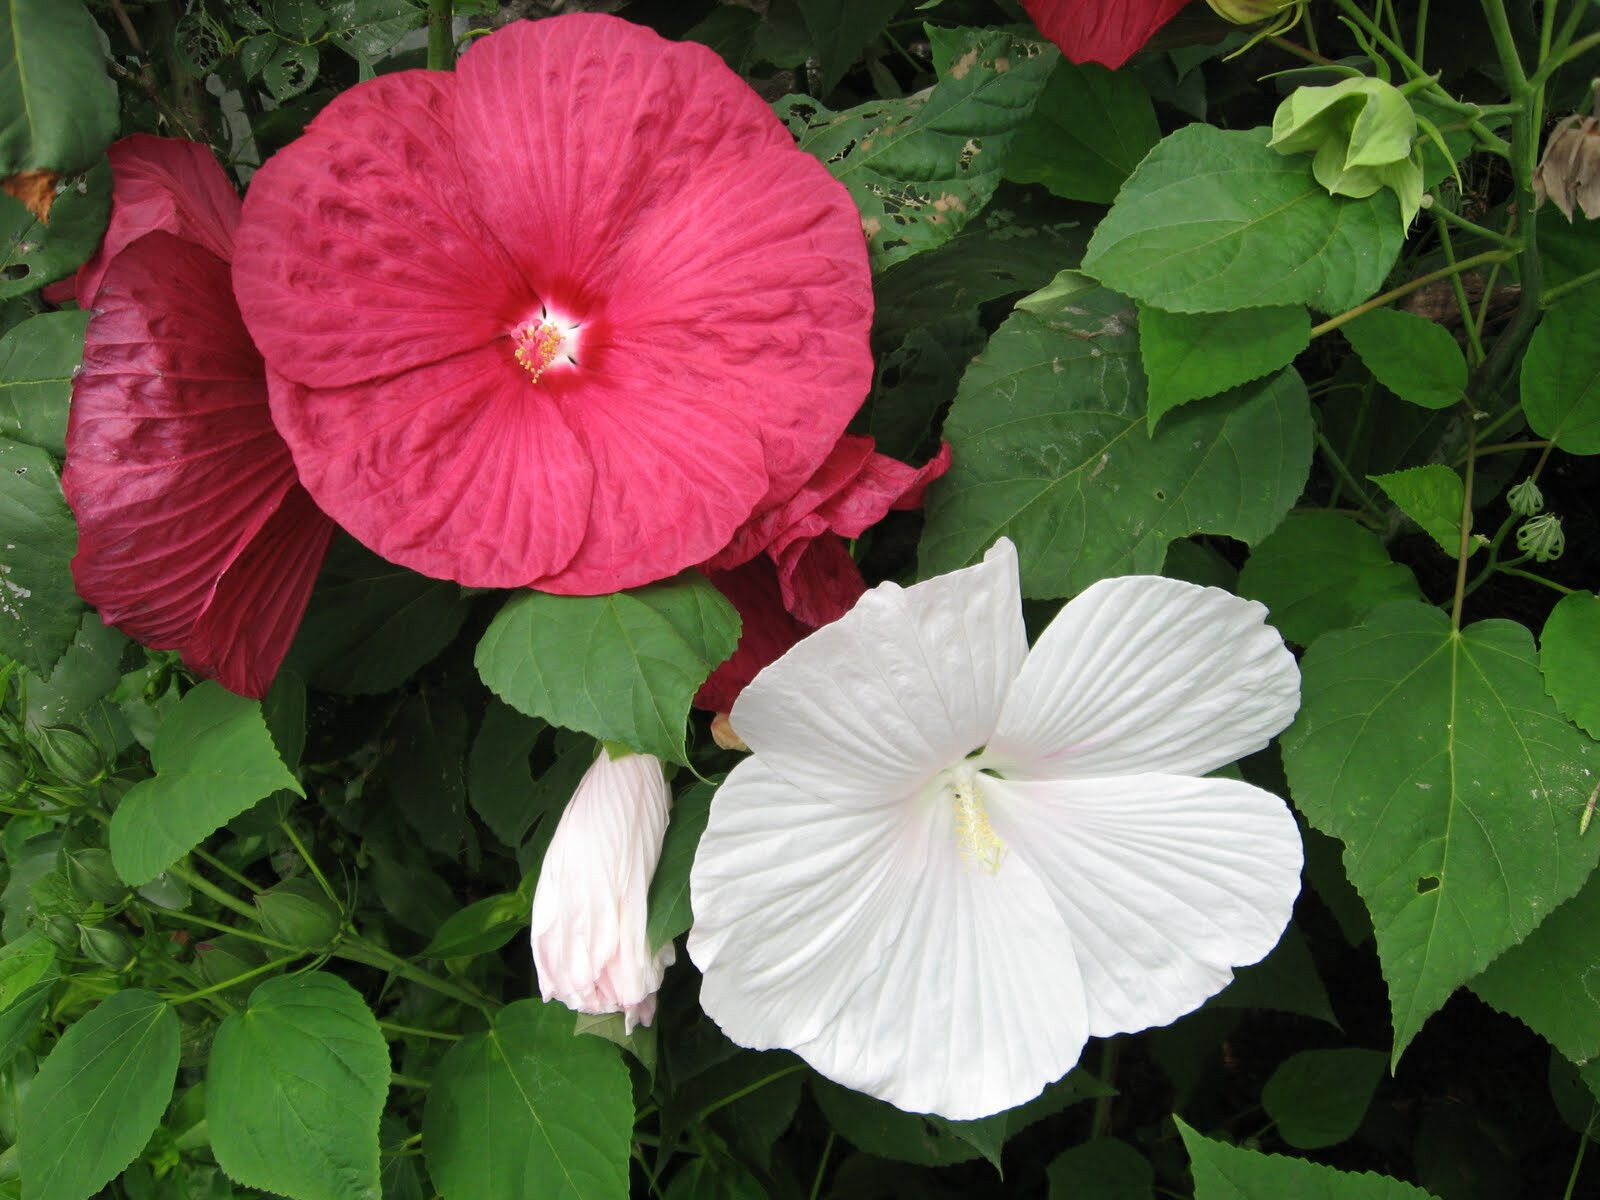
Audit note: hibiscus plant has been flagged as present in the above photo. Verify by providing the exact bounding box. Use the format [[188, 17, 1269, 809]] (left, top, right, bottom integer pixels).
[[1, 1, 1598, 1198]]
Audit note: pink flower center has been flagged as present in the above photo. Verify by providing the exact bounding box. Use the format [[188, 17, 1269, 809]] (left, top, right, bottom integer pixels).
[[511, 308, 581, 383]]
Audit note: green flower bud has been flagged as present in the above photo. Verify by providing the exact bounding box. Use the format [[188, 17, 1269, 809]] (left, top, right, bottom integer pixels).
[[1206, 0, 1301, 25], [0, 748, 27, 799], [195, 935, 268, 991], [78, 924, 135, 972], [41, 914, 79, 950], [63, 848, 130, 906], [1269, 77, 1424, 227], [1516, 513, 1565, 562], [1506, 478, 1545, 517], [33, 725, 108, 789], [254, 878, 342, 949]]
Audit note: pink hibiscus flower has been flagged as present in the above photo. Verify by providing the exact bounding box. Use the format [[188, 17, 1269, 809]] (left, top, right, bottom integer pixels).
[[63, 136, 336, 699], [696, 436, 950, 713], [1021, 0, 1191, 69], [231, 14, 874, 593]]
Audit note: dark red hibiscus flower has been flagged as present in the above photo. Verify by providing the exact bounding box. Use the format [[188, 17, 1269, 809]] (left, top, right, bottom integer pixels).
[[63, 136, 336, 699], [232, 14, 874, 594], [1021, 0, 1191, 69], [695, 437, 951, 713]]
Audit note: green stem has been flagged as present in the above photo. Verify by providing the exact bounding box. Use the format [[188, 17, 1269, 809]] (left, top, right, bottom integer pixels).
[[1414, 0, 1429, 65], [809, 1132, 836, 1200], [144, 904, 301, 953], [1091, 1040, 1120, 1139], [694, 1064, 807, 1122], [1429, 213, 1488, 364], [333, 937, 496, 1013], [1500, 565, 1577, 594], [1315, 432, 1387, 521], [1470, 438, 1549, 460], [426, 0, 455, 70], [378, 1019, 462, 1042], [165, 954, 301, 1005], [1543, 266, 1600, 307], [1309, 250, 1516, 339], [1451, 419, 1478, 632], [168, 863, 261, 924], [280, 821, 340, 907], [391, 1073, 431, 1090], [191, 847, 259, 894], [1532, 31, 1600, 88], [1427, 201, 1522, 250]]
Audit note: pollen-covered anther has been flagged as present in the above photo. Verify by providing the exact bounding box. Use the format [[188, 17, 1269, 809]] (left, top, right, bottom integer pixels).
[[949, 765, 1006, 874], [513, 320, 567, 382]]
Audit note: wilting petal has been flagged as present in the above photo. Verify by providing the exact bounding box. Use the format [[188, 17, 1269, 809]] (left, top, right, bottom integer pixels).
[[233, 70, 526, 390], [66, 231, 332, 696], [730, 540, 1027, 801], [988, 575, 1300, 780], [695, 561, 810, 714], [1020, 0, 1190, 68], [769, 535, 867, 628], [531, 750, 676, 1033], [76, 136, 241, 306], [984, 771, 1302, 1037], [690, 757, 1087, 1118]]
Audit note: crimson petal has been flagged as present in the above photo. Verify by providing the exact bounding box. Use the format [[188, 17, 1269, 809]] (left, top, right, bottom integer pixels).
[[1020, 0, 1191, 69]]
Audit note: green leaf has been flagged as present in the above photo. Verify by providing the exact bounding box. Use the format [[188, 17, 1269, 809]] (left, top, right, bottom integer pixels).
[[23, 611, 126, 734], [918, 285, 1312, 598], [208, 973, 389, 1200], [0, 310, 86, 457], [796, 0, 901, 93], [776, 27, 1056, 272], [1368, 466, 1467, 556], [423, 999, 632, 1200], [1281, 602, 1600, 1063], [467, 698, 547, 848], [1081, 126, 1403, 314], [0, 0, 117, 175], [285, 537, 473, 694], [1472, 866, 1600, 1065], [1139, 305, 1311, 431], [0, 931, 56, 1068], [109, 682, 303, 887], [1237, 511, 1422, 647], [1046, 1138, 1154, 1200], [1210, 925, 1339, 1028], [1342, 308, 1467, 410], [1541, 591, 1600, 738], [475, 572, 739, 765], [1521, 288, 1600, 454], [1177, 1117, 1441, 1199], [1261, 1048, 1387, 1149], [0, 437, 81, 675], [19, 989, 179, 1200], [382, 690, 470, 855], [1006, 59, 1161, 204], [420, 889, 529, 959], [0, 159, 109, 299], [645, 782, 713, 953]]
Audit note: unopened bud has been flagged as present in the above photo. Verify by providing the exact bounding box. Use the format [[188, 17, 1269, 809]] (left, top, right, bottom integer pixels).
[[34, 726, 108, 789], [1270, 77, 1424, 227], [41, 914, 79, 950], [195, 935, 267, 990], [254, 878, 342, 949], [1517, 513, 1565, 562], [1506, 478, 1545, 516], [78, 924, 135, 972], [1206, 0, 1301, 25], [63, 848, 129, 905]]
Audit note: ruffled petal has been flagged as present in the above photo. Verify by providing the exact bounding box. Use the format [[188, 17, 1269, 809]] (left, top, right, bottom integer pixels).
[[984, 771, 1302, 1037], [233, 70, 526, 389], [730, 540, 1027, 802], [988, 575, 1300, 780], [770, 534, 866, 627], [187, 486, 335, 699], [452, 15, 874, 513], [694, 561, 810, 714], [265, 346, 594, 589], [690, 757, 1087, 1119], [65, 233, 301, 663], [1020, 0, 1190, 69], [76, 135, 241, 306]]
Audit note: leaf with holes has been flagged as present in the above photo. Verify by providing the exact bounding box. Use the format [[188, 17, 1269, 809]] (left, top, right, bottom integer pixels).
[[1281, 601, 1600, 1064], [1369, 466, 1468, 556], [1082, 126, 1403, 314], [776, 26, 1056, 272], [208, 973, 389, 1200], [1522, 288, 1600, 454], [475, 572, 739, 765], [19, 989, 180, 1200], [0, 158, 109, 299], [1540, 591, 1600, 738], [918, 283, 1312, 598], [0, 310, 87, 457], [423, 999, 633, 1200], [0, 437, 82, 675], [0, 0, 118, 176], [1238, 512, 1421, 647], [1006, 59, 1161, 205]]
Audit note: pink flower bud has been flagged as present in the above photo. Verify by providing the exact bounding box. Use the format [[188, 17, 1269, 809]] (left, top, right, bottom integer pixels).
[[530, 748, 675, 1032]]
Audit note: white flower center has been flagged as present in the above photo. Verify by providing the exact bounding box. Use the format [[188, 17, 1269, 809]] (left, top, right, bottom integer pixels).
[[943, 762, 1006, 875]]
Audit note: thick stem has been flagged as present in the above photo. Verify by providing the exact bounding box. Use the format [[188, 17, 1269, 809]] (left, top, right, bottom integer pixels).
[[427, 0, 455, 71]]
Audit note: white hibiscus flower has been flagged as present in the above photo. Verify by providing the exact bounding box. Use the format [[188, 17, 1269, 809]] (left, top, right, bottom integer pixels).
[[688, 538, 1303, 1119]]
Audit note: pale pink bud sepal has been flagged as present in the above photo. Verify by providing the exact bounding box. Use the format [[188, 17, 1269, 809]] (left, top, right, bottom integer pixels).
[[530, 747, 675, 1033]]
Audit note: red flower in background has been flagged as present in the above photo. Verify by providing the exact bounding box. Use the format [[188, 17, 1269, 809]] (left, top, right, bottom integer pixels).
[[63, 136, 336, 699], [1020, 0, 1190, 68], [232, 14, 874, 594], [696, 437, 951, 713]]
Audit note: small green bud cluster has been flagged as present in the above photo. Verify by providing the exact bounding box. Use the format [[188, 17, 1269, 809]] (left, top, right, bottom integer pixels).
[[1506, 478, 1545, 516], [1516, 513, 1566, 563]]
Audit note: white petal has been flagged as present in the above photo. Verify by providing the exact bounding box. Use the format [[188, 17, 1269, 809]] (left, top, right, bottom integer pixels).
[[984, 772, 1302, 1038], [689, 756, 1088, 1120], [988, 575, 1299, 779], [729, 538, 1027, 803], [530, 750, 675, 1032]]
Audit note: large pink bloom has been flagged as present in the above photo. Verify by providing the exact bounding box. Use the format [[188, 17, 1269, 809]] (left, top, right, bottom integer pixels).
[[1021, 0, 1191, 69], [232, 15, 874, 593], [64, 137, 336, 699], [696, 436, 950, 713]]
